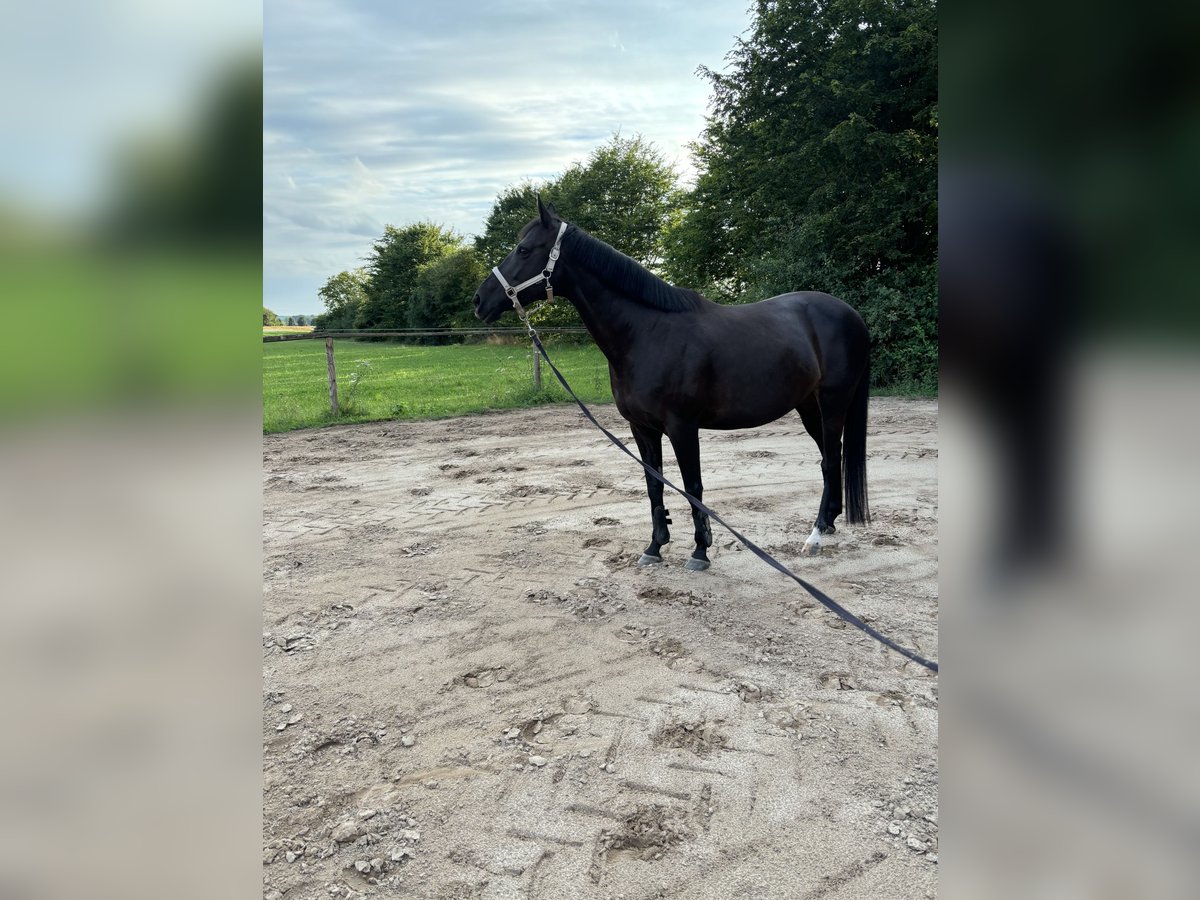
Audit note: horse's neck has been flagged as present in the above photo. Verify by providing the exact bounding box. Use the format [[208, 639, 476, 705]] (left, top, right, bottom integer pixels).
[[566, 269, 649, 366]]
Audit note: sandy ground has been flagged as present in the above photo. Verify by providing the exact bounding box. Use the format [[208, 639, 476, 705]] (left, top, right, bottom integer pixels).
[[262, 398, 939, 900]]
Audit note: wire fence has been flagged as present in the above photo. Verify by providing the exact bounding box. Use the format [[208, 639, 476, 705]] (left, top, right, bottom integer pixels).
[[262, 327, 589, 343], [263, 327, 595, 414]]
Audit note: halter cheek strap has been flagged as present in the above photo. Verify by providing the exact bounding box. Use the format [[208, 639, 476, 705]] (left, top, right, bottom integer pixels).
[[491, 221, 569, 321]]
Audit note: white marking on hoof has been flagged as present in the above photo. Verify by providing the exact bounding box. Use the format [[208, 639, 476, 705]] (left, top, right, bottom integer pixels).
[[637, 553, 663, 566], [801, 525, 822, 557], [684, 557, 710, 571]]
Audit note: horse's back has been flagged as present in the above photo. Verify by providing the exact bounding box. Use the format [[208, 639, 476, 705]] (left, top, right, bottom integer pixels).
[[706, 291, 866, 353], [761, 291, 869, 367], [763, 290, 867, 333]]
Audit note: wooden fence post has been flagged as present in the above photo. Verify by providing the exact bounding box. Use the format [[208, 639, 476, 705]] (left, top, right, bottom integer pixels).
[[325, 337, 339, 415], [532, 344, 542, 392]]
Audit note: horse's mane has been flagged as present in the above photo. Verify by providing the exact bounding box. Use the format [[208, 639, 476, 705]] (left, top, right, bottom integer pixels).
[[549, 224, 703, 313]]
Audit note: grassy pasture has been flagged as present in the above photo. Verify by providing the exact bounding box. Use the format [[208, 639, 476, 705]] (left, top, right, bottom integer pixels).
[[263, 338, 613, 433], [3, 249, 259, 422]]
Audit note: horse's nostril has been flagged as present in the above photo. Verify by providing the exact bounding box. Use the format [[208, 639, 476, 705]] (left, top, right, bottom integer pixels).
[[473, 293, 481, 308]]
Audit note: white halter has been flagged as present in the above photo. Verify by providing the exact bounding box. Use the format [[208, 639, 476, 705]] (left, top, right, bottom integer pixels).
[[491, 221, 569, 321]]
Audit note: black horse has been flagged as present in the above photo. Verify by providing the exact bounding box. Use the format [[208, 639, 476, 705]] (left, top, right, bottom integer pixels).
[[474, 199, 870, 571]]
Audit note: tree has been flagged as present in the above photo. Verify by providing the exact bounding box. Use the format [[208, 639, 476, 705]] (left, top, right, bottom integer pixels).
[[407, 247, 489, 338], [313, 268, 368, 332], [474, 181, 557, 269], [263, 306, 281, 326], [108, 53, 261, 248], [667, 0, 937, 388], [475, 134, 684, 329], [554, 134, 683, 267], [354, 223, 461, 331]]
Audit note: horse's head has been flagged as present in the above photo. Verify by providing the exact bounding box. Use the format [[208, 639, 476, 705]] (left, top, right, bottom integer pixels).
[[473, 197, 568, 324]]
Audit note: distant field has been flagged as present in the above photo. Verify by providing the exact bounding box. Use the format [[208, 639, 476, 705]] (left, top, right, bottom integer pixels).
[[264, 325, 315, 335], [263, 338, 613, 433]]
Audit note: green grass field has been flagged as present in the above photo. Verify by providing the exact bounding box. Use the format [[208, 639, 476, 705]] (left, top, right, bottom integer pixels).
[[2, 248, 260, 422], [263, 339, 614, 433]]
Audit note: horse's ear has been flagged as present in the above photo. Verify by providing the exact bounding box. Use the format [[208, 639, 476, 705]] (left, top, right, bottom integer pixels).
[[538, 196, 553, 227]]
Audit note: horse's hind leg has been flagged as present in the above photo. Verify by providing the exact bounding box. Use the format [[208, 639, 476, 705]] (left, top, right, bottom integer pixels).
[[797, 396, 823, 446], [798, 391, 847, 556], [797, 395, 826, 507], [630, 423, 670, 565], [666, 424, 713, 571]]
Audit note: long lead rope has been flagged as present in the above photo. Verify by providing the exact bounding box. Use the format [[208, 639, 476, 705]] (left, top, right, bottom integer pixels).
[[528, 330, 939, 674]]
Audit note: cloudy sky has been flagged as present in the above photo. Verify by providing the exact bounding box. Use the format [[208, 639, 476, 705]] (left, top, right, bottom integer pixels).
[[2, 1, 257, 216], [264, 0, 752, 315]]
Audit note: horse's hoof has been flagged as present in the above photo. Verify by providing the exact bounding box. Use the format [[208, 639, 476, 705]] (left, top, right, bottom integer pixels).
[[801, 542, 821, 557], [638, 553, 663, 566], [684, 557, 710, 571]]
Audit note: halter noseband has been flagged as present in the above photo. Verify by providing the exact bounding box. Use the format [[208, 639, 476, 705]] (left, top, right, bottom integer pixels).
[[491, 221, 569, 322]]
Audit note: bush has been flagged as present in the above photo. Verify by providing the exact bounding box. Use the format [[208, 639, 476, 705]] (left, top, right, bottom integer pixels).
[[748, 245, 937, 393], [407, 247, 488, 339]]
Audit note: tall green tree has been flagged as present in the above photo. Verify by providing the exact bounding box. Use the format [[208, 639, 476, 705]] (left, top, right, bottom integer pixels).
[[107, 53, 261, 248], [263, 306, 281, 326], [553, 134, 683, 266], [475, 134, 684, 328], [407, 247, 489, 338], [355, 222, 461, 331], [668, 0, 937, 388], [313, 268, 368, 332], [474, 181, 558, 268]]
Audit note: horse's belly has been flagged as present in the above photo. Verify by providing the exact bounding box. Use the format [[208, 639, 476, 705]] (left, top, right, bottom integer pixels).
[[701, 404, 793, 431], [618, 386, 797, 431]]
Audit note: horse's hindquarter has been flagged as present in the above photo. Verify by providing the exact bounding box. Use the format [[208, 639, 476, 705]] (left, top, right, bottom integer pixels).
[[771, 291, 870, 383]]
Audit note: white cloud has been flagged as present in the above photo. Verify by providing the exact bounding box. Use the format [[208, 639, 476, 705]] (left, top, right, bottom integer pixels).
[[263, 0, 749, 314]]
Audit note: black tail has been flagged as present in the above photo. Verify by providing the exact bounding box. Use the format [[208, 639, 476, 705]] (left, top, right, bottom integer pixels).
[[843, 351, 871, 525]]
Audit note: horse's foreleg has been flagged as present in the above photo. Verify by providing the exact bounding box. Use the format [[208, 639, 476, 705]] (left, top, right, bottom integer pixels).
[[667, 425, 712, 571], [630, 424, 669, 565]]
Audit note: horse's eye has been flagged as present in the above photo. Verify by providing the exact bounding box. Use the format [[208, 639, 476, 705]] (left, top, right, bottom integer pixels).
[[516, 245, 531, 257]]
